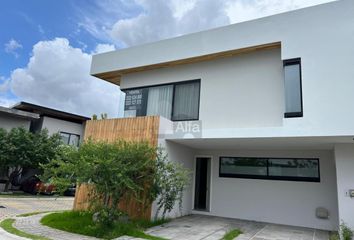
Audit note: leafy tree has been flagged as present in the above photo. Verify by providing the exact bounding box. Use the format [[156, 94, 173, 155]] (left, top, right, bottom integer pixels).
[[40, 140, 190, 224], [0, 127, 62, 192], [151, 149, 190, 220]]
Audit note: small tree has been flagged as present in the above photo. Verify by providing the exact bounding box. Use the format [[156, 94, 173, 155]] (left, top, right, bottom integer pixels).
[[41, 140, 190, 225], [0, 127, 62, 192], [151, 148, 190, 219], [41, 140, 156, 224]]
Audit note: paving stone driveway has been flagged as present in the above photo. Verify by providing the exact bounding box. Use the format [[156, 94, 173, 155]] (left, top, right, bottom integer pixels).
[[146, 215, 329, 240], [0, 197, 74, 221]]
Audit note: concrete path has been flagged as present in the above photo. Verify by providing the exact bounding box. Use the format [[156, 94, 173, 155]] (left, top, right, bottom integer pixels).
[[0, 228, 28, 240], [5, 212, 330, 240], [146, 215, 329, 240], [0, 197, 74, 221], [14, 213, 99, 240], [0, 197, 74, 240]]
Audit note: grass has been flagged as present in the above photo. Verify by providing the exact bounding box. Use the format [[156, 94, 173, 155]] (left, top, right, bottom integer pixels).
[[0, 218, 50, 240], [222, 229, 242, 240], [17, 211, 52, 217], [41, 211, 169, 240]]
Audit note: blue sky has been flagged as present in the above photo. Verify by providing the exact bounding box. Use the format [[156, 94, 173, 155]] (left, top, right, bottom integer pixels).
[[0, 0, 335, 117]]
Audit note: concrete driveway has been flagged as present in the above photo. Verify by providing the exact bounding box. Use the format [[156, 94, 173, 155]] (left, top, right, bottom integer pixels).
[[0, 197, 74, 240], [0, 197, 74, 221], [146, 215, 329, 240]]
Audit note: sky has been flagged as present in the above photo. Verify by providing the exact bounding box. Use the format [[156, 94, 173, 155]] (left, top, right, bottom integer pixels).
[[0, 0, 336, 118]]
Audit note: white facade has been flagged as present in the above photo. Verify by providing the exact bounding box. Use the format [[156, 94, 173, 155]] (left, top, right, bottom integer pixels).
[[0, 114, 32, 131], [41, 116, 85, 137], [91, 0, 354, 231]]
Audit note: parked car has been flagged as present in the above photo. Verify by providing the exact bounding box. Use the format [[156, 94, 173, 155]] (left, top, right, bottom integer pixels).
[[20, 176, 55, 195]]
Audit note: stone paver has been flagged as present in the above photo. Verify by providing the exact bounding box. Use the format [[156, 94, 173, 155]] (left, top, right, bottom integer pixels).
[[5, 211, 330, 240], [145, 215, 329, 240], [14, 213, 98, 240], [0, 197, 74, 221]]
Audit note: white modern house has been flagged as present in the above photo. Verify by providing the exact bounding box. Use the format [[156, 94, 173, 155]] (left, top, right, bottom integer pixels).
[[12, 102, 89, 147], [89, 0, 354, 231], [0, 106, 39, 131]]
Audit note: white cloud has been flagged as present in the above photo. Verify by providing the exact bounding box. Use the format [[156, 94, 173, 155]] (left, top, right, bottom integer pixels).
[[92, 43, 116, 54], [4, 39, 23, 58], [9, 38, 122, 118], [100, 0, 335, 47], [225, 0, 335, 24]]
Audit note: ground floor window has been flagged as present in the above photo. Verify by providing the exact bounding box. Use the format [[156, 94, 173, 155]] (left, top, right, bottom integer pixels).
[[60, 132, 80, 147], [219, 157, 320, 182]]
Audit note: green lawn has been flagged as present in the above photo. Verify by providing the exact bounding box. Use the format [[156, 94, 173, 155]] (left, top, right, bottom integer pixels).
[[41, 211, 168, 240], [222, 229, 242, 240], [0, 219, 50, 240]]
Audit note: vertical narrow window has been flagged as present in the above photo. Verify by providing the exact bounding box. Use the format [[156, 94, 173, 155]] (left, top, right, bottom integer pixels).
[[284, 58, 303, 118], [146, 85, 173, 119], [172, 81, 200, 121]]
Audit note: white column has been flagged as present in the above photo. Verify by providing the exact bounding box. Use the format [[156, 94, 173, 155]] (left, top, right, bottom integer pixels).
[[334, 144, 354, 229]]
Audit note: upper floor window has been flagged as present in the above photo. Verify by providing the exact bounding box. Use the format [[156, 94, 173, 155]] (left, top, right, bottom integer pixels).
[[284, 58, 303, 118], [124, 80, 200, 121], [60, 132, 80, 147]]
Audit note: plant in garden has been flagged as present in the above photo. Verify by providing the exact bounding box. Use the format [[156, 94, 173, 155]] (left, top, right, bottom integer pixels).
[[151, 148, 190, 219], [41, 140, 190, 225], [41, 140, 156, 225], [340, 221, 353, 240], [0, 127, 62, 192]]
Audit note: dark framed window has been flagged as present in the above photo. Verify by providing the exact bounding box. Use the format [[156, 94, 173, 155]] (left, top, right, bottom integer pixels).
[[60, 132, 80, 147], [284, 58, 303, 118], [123, 79, 200, 121], [219, 157, 320, 182]]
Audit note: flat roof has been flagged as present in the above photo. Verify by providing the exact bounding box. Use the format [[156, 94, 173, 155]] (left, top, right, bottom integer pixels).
[[0, 105, 39, 120], [12, 102, 90, 124]]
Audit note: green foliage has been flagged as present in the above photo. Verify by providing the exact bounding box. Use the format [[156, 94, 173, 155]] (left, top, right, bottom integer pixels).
[[41, 140, 190, 224], [41, 211, 168, 240], [152, 148, 191, 219], [222, 229, 242, 240], [41, 140, 156, 221], [92, 113, 107, 120], [0, 127, 62, 192], [340, 222, 353, 240], [0, 218, 50, 240], [330, 232, 340, 240]]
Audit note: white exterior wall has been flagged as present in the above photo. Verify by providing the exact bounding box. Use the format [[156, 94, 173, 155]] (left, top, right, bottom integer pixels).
[[121, 48, 284, 130], [41, 116, 85, 138], [0, 114, 31, 131], [334, 144, 354, 229], [192, 149, 339, 230], [151, 118, 196, 219], [94, 0, 354, 139]]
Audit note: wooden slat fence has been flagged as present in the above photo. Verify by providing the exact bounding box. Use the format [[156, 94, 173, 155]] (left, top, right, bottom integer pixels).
[[73, 116, 160, 219]]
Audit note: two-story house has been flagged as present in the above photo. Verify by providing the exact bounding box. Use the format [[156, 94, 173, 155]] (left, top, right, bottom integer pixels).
[[88, 0, 354, 231]]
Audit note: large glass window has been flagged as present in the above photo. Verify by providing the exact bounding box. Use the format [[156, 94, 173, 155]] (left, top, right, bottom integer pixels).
[[123, 80, 200, 121], [220, 157, 320, 182], [60, 132, 80, 147], [172, 81, 200, 121], [284, 58, 303, 118], [146, 85, 173, 119]]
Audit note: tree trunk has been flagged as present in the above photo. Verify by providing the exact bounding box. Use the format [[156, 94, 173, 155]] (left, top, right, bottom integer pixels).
[[3, 180, 10, 192]]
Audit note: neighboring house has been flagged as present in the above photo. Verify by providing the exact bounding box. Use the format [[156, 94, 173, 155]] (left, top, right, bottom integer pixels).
[[12, 102, 90, 147], [89, 0, 354, 232], [0, 106, 39, 131]]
